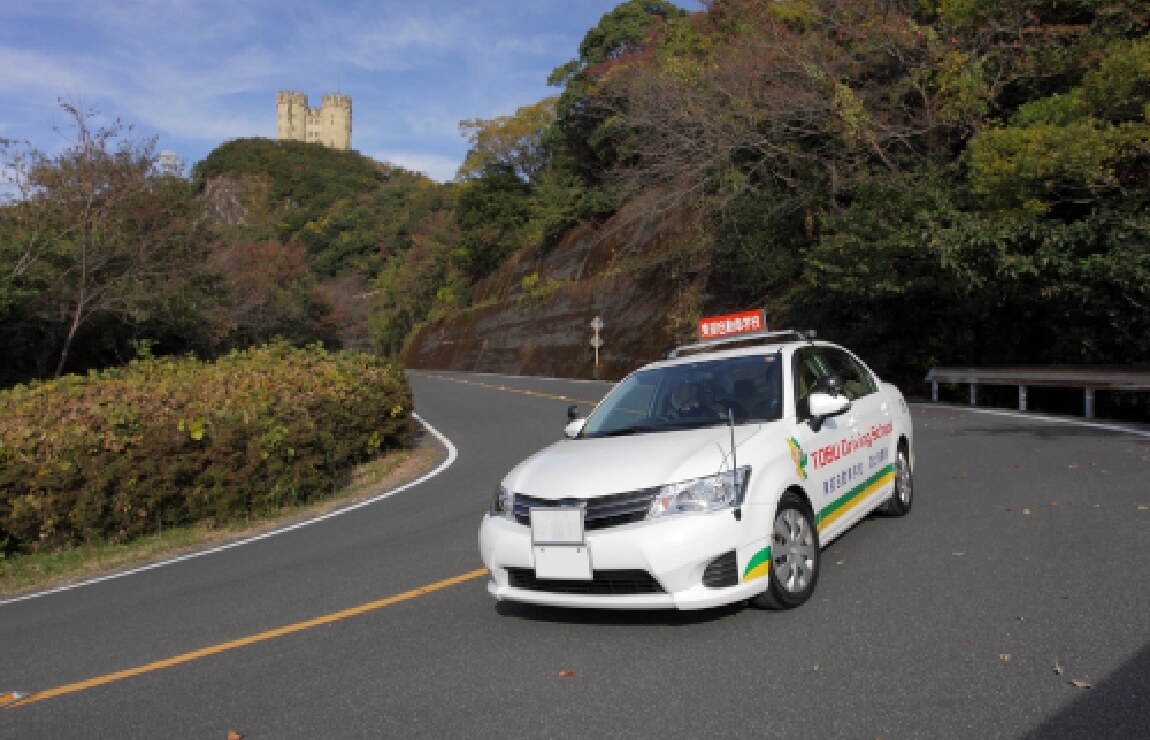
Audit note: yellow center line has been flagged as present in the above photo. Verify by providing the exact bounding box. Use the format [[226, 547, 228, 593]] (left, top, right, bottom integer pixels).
[[4, 567, 489, 711], [417, 373, 601, 406]]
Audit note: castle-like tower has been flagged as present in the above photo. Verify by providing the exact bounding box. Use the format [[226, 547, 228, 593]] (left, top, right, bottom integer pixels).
[[276, 91, 352, 150]]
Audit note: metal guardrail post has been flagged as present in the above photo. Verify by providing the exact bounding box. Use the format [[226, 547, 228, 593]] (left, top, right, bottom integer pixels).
[[926, 367, 1150, 421]]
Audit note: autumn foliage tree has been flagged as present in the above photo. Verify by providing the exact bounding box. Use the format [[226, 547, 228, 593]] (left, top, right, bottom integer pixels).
[[1, 102, 208, 382], [210, 240, 339, 349], [458, 99, 557, 183]]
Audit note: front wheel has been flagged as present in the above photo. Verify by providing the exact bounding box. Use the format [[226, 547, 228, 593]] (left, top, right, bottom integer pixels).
[[750, 492, 820, 610]]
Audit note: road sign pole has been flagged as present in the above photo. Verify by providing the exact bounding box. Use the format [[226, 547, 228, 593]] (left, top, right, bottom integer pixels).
[[590, 316, 604, 378]]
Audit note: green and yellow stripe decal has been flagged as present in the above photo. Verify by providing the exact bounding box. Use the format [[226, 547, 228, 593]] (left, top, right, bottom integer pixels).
[[816, 464, 895, 532], [742, 546, 772, 582], [740, 463, 895, 583]]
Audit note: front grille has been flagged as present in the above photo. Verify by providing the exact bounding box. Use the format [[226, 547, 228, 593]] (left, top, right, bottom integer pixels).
[[507, 568, 665, 595], [513, 488, 658, 531], [702, 550, 738, 588]]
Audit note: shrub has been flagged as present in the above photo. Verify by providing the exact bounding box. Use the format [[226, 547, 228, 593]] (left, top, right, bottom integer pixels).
[[0, 343, 412, 553]]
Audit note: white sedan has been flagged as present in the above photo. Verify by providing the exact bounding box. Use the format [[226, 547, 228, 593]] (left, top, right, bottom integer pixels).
[[478, 330, 914, 610]]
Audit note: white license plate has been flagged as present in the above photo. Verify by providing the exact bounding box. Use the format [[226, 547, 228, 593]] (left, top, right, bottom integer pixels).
[[530, 507, 591, 580], [530, 507, 584, 545], [533, 545, 592, 580]]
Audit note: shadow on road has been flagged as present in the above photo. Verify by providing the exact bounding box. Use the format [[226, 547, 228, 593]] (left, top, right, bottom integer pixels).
[[954, 423, 1149, 441], [495, 600, 746, 626], [1019, 640, 1150, 739]]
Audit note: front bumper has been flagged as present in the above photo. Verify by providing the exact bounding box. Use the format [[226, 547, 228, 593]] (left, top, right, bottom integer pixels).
[[478, 511, 767, 610]]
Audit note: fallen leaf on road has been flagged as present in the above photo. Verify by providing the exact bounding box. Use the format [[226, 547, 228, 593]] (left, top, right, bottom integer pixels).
[[559, 670, 576, 678], [999, 654, 1012, 662], [1070, 679, 1092, 690], [1023, 508, 1031, 515], [1068, 464, 1079, 469], [1053, 659, 1063, 676], [227, 732, 244, 740]]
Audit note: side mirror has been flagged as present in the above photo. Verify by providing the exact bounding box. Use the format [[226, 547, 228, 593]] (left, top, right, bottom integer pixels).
[[807, 392, 851, 433], [564, 418, 587, 439], [816, 374, 844, 396]]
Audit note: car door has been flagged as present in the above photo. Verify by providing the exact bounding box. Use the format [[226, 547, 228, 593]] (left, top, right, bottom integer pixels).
[[789, 346, 889, 544], [817, 348, 896, 539], [788, 347, 849, 540]]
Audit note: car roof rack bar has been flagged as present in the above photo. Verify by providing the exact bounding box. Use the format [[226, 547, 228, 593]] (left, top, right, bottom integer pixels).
[[666, 329, 817, 359]]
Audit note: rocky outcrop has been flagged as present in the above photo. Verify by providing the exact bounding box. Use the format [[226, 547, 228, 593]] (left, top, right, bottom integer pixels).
[[403, 200, 712, 380]]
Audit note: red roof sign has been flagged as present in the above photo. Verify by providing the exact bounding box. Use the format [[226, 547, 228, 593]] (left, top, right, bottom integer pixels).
[[698, 309, 767, 340]]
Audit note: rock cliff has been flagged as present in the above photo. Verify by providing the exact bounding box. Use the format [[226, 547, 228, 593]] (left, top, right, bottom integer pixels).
[[403, 200, 713, 380]]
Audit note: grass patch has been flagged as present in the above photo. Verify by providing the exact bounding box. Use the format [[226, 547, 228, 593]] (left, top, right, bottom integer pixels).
[[0, 437, 443, 600]]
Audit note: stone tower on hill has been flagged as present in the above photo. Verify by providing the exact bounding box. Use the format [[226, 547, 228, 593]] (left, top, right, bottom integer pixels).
[[276, 91, 352, 150]]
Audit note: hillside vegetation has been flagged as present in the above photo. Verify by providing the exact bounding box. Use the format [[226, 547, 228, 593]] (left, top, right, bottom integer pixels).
[[2, 0, 1148, 394], [437, 0, 1150, 390]]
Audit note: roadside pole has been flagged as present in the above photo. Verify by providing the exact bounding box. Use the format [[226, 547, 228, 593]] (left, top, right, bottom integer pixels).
[[590, 316, 604, 379]]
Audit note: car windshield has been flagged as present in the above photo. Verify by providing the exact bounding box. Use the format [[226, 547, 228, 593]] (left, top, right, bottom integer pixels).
[[581, 353, 784, 438]]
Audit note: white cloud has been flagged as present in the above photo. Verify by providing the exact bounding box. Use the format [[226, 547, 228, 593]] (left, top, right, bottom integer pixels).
[[371, 150, 461, 183], [1, 0, 642, 169], [0, 48, 94, 103]]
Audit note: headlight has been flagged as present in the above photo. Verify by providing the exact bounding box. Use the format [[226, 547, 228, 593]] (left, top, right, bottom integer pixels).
[[490, 485, 515, 520], [648, 467, 750, 518]]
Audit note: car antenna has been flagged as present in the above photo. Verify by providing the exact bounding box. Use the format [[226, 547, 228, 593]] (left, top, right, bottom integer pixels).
[[729, 406, 742, 521]]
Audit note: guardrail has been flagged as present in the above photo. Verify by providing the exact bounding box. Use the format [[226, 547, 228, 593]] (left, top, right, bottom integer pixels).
[[924, 367, 1150, 419]]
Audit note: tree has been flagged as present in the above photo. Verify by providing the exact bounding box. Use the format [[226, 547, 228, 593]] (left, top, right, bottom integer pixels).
[[547, 0, 687, 184], [458, 98, 557, 183], [209, 240, 338, 349], [369, 210, 463, 357], [1, 102, 207, 379], [454, 165, 535, 279]]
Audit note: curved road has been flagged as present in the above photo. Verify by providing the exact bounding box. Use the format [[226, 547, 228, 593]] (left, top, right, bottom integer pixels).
[[2, 371, 1149, 739]]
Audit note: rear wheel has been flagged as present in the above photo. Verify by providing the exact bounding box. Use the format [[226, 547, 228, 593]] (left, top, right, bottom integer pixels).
[[883, 444, 913, 517], [751, 492, 820, 610]]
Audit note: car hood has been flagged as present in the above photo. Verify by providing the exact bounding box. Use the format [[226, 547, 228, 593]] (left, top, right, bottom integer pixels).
[[503, 425, 765, 499]]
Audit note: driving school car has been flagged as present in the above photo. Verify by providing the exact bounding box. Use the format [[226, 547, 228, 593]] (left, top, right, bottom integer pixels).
[[478, 317, 914, 611]]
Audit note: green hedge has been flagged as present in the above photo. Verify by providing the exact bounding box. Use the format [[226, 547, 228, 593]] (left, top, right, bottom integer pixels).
[[0, 343, 413, 554]]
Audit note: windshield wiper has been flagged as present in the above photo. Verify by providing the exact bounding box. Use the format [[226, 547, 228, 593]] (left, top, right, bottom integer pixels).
[[590, 419, 726, 438], [589, 423, 669, 438]]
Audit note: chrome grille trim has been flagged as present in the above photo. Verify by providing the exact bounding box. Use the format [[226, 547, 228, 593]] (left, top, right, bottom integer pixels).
[[513, 488, 659, 530]]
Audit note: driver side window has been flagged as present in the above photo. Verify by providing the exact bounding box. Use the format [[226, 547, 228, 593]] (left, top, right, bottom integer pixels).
[[793, 349, 825, 420], [823, 349, 877, 400]]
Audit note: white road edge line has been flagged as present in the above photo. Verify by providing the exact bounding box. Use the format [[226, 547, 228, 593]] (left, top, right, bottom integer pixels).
[[920, 403, 1150, 439], [418, 370, 612, 386], [0, 413, 458, 607]]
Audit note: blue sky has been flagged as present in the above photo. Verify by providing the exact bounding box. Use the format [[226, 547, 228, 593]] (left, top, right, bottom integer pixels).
[[2, 1, 698, 182]]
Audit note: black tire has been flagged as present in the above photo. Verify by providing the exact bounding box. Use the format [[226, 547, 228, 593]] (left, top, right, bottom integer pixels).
[[750, 492, 820, 610], [882, 443, 913, 517]]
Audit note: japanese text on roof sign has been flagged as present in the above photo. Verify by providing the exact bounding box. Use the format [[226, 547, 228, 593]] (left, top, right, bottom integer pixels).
[[698, 309, 766, 340]]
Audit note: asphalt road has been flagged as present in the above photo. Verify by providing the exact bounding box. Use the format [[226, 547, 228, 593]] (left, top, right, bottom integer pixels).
[[2, 370, 1149, 739]]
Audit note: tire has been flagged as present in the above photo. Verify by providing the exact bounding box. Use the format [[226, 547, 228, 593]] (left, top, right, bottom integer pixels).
[[882, 444, 913, 517], [751, 492, 820, 610]]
